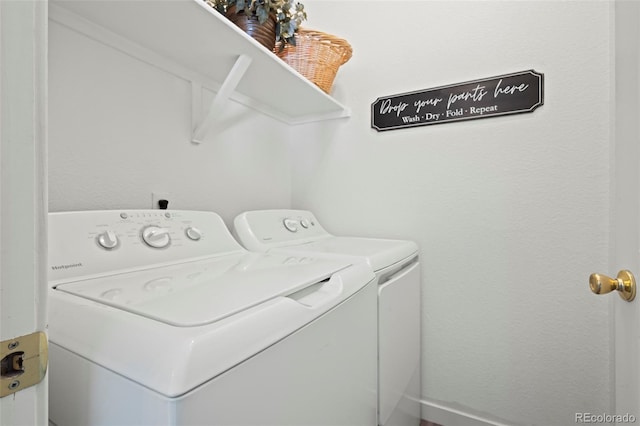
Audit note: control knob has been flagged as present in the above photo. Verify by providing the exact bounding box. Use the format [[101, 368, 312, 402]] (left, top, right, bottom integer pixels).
[[97, 230, 119, 250], [283, 218, 298, 232], [141, 226, 171, 249], [185, 227, 202, 241]]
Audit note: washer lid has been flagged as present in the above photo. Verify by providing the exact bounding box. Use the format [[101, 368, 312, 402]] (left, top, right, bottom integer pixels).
[[289, 237, 418, 272], [54, 252, 351, 327]]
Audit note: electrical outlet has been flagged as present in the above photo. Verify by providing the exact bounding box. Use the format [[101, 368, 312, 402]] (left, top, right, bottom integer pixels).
[[151, 192, 170, 209]]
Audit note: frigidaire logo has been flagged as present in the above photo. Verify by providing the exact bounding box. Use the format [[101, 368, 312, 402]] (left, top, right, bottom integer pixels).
[[51, 262, 83, 271]]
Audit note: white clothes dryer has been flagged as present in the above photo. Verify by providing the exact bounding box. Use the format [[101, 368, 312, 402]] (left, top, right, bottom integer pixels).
[[48, 210, 377, 426], [233, 209, 422, 426]]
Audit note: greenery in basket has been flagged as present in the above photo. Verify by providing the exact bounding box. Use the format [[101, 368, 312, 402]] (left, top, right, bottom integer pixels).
[[207, 0, 307, 49]]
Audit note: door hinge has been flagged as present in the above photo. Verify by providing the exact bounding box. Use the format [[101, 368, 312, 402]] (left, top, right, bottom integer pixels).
[[0, 331, 48, 397]]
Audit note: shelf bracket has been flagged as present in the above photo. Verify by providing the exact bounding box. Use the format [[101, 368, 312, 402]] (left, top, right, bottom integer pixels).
[[192, 54, 253, 144]]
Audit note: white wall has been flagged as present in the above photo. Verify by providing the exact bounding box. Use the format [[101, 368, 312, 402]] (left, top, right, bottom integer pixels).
[[48, 2, 614, 424], [292, 1, 612, 425], [48, 20, 292, 224]]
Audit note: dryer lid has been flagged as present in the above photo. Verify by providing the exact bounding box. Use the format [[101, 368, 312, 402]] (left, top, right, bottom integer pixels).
[[290, 237, 418, 272], [54, 252, 351, 327]]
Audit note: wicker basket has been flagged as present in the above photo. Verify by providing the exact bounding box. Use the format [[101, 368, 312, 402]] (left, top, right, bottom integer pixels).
[[275, 29, 352, 94]]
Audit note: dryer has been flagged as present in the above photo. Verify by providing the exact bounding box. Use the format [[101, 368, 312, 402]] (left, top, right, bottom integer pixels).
[[48, 210, 377, 426], [233, 209, 422, 426]]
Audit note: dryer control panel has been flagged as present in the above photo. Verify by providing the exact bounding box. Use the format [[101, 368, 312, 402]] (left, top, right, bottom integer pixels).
[[233, 209, 331, 252], [48, 210, 244, 285]]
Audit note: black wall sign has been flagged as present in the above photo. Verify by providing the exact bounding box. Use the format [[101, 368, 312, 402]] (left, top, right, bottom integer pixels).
[[371, 70, 544, 131]]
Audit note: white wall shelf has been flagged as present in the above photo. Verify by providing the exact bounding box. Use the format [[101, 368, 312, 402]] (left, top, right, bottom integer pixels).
[[50, 0, 351, 142]]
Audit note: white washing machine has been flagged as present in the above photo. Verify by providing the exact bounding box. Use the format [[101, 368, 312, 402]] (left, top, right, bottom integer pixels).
[[233, 209, 422, 426], [47, 209, 378, 426]]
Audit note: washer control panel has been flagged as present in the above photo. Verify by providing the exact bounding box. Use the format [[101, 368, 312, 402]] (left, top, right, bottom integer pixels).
[[89, 211, 193, 251], [282, 217, 318, 233], [49, 210, 244, 284], [234, 210, 330, 252]]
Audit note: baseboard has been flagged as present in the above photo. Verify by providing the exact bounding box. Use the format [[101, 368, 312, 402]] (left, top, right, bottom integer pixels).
[[421, 399, 512, 426]]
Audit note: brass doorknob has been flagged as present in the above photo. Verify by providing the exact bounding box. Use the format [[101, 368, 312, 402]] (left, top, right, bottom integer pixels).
[[589, 270, 636, 302]]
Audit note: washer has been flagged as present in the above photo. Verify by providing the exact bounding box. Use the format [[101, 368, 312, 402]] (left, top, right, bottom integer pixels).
[[234, 209, 422, 426], [48, 210, 377, 426]]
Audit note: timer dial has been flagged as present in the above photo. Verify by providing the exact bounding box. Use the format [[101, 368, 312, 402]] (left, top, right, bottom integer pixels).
[[283, 218, 298, 232], [141, 226, 171, 249]]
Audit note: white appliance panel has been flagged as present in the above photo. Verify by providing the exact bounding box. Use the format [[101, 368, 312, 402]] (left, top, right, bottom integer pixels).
[[233, 209, 330, 249], [234, 210, 418, 271], [49, 261, 373, 397], [54, 252, 350, 326], [48, 210, 244, 284], [48, 209, 378, 426], [232, 209, 422, 426], [49, 278, 378, 426], [178, 280, 378, 426], [378, 260, 422, 425]]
